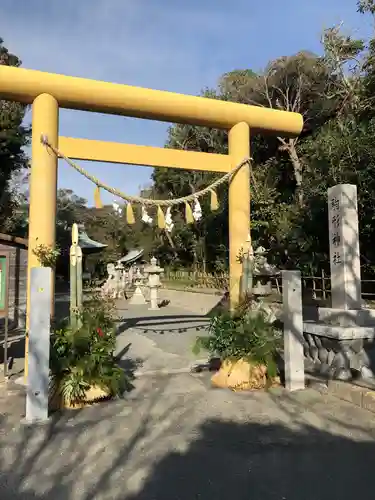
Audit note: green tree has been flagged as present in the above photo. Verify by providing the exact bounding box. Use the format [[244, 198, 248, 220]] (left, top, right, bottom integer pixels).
[[151, 22, 375, 275], [15, 187, 89, 252], [152, 54, 333, 269], [358, 0, 375, 15], [356, 1, 375, 117], [0, 38, 30, 231], [221, 53, 335, 206], [152, 89, 230, 271], [55, 189, 88, 251]]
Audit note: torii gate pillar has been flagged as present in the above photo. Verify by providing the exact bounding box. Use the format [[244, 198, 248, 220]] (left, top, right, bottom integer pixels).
[[25, 93, 59, 377], [229, 122, 250, 310]]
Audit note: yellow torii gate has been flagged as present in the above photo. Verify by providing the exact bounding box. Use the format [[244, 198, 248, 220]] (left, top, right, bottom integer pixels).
[[0, 65, 303, 324]]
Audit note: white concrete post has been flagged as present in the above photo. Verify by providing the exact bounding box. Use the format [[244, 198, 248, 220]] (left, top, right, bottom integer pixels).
[[282, 270, 305, 391], [25, 267, 52, 423], [328, 184, 361, 310]]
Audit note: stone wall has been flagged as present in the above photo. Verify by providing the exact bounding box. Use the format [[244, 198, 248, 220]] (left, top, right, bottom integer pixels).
[[266, 300, 375, 381], [152, 289, 375, 381], [303, 333, 375, 380], [0, 244, 28, 329]]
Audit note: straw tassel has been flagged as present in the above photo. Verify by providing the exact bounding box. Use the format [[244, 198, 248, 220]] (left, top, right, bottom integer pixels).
[[94, 186, 103, 209], [210, 189, 219, 211], [185, 202, 194, 224], [157, 206, 166, 229], [126, 203, 135, 224]]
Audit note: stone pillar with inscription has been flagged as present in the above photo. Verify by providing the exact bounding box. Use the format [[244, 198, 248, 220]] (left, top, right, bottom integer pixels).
[[328, 184, 361, 310]]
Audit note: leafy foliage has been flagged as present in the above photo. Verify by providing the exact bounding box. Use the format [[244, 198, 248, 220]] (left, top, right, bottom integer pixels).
[[0, 38, 30, 232], [50, 295, 129, 405], [193, 298, 281, 378], [32, 242, 61, 268], [148, 10, 375, 277]]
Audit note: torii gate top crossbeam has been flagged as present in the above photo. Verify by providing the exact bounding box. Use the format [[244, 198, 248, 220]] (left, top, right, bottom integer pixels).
[[0, 66, 303, 136]]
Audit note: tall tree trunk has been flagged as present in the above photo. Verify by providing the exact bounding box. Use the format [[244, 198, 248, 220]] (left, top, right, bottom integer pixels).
[[288, 140, 304, 207]]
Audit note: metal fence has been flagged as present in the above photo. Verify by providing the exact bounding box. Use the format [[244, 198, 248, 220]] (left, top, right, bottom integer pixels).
[[163, 269, 375, 302]]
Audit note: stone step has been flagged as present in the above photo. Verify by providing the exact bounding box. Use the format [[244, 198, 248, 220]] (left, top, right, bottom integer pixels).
[[327, 379, 375, 414], [303, 321, 375, 340], [304, 306, 375, 327]]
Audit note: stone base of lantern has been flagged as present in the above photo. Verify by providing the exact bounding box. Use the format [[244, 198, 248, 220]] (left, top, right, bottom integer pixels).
[[148, 287, 160, 310], [129, 286, 147, 305]]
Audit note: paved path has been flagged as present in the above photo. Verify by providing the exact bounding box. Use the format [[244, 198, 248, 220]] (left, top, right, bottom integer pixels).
[[1, 374, 375, 499], [1, 289, 221, 378], [2, 292, 375, 498], [115, 300, 212, 375]]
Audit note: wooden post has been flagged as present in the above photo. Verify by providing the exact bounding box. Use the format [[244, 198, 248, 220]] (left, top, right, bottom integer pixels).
[[321, 269, 326, 301]]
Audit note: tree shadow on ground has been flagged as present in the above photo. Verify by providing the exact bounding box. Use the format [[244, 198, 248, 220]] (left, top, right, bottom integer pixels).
[[125, 417, 375, 500], [1, 380, 375, 499], [114, 342, 143, 377], [0, 375, 195, 499]]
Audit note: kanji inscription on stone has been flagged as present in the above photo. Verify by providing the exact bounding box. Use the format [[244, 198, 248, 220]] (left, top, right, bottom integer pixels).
[[327, 184, 361, 309], [331, 232, 341, 247], [332, 251, 342, 265], [330, 197, 340, 211]]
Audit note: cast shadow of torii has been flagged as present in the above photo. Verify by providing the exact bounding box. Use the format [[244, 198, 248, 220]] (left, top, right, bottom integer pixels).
[[115, 314, 210, 336], [115, 291, 229, 336]]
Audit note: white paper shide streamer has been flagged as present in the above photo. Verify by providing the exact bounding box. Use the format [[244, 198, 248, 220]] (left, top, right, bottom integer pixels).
[[112, 200, 123, 215], [193, 198, 202, 222], [141, 206, 153, 224], [165, 207, 174, 233]]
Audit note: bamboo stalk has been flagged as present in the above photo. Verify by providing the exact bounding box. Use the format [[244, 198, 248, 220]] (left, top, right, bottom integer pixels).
[[240, 256, 249, 297], [70, 223, 79, 329], [76, 245, 83, 329], [70, 244, 77, 329]]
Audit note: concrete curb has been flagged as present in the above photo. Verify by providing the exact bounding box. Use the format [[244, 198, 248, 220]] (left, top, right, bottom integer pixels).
[[134, 367, 194, 377], [326, 380, 375, 414], [134, 359, 209, 378]]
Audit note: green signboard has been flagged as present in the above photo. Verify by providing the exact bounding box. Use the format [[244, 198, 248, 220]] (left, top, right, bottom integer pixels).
[[0, 256, 7, 312]]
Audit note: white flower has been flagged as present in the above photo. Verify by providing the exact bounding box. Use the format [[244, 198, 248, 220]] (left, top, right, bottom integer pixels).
[[165, 207, 174, 233], [193, 198, 202, 222], [141, 206, 153, 224]]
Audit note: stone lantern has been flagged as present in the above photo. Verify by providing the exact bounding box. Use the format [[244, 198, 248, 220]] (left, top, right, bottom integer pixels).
[[252, 246, 278, 297], [144, 257, 164, 310]]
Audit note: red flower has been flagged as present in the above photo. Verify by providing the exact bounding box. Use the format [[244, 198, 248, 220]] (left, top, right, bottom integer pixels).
[[97, 327, 104, 337]]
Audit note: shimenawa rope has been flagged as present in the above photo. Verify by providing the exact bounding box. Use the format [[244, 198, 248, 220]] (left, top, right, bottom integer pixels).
[[41, 134, 251, 208]]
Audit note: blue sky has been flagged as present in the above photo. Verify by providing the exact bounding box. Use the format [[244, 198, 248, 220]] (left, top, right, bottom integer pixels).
[[0, 0, 372, 206]]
